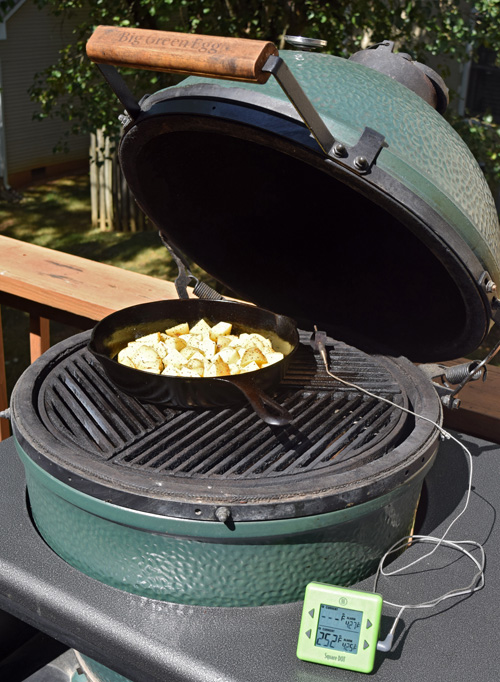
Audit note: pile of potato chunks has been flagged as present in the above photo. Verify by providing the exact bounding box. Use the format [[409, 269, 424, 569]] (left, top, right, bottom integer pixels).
[[117, 318, 284, 377]]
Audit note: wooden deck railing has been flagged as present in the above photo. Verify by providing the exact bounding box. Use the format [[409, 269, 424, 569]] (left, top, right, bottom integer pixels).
[[0, 235, 180, 440], [1, 234, 499, 443]]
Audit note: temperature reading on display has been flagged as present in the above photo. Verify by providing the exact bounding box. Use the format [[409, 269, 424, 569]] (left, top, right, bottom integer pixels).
[[297, 583, 383, 673], [315, 603, 363, 655]]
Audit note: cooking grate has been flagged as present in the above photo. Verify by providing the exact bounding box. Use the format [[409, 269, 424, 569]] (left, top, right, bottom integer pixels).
[[36, 333, 407, 476], [12, 330, 441, 521]]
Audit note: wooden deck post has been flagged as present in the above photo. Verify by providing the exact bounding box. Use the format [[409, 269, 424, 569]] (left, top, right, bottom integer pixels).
[[29, 315, 50, 363], [0, 307, 10, 440]]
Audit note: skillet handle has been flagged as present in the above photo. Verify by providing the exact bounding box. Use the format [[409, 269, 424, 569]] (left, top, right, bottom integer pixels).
[[228, 380, 292, 427], [86, 26, 278, 84]]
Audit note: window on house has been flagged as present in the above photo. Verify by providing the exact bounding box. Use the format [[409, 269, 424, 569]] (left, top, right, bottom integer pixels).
[[465, 46, 500, 122]]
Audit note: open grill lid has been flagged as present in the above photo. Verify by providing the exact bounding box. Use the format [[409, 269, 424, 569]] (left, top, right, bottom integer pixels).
[[87, 27, 500, 362]]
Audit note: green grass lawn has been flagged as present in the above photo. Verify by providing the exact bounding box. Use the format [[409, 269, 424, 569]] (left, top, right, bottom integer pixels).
[[0, 174, 177, 277], [1, 172, 499, 400]]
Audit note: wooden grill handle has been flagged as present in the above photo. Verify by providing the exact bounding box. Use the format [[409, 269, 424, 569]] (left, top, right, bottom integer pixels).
[[86, 26, 278, 84]]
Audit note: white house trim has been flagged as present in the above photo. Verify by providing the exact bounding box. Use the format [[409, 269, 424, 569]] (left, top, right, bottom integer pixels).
[[0, 0, 27, 40]]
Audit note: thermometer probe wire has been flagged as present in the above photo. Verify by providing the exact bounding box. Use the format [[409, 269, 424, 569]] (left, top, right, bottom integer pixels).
[[313, 332, 486, 652]]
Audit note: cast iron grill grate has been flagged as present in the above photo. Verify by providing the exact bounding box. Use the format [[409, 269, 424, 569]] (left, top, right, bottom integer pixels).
[[34, 332, 409, 480], [11, 329, 446, 520]]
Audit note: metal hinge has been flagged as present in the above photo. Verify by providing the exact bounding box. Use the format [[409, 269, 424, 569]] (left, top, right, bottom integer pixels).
[[420, 328, 500, 410], [418, 362, 486, 410], [420, 271, 500, 409]]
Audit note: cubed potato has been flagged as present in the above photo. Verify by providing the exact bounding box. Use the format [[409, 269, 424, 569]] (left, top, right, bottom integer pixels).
[[186, 358, 205, 376], [217, 347, 240, 365], [179, 366, 203, 378], [117, 346, 136, 364], [264, 351, 284, 365], [214, 356, 231, 376], [147, 341, 169, 359], [179, 345, 198, 361], [248, 333, 273, 351], [209, 321, 232, 341], [181, 334, 203, 349], [240, 361, 261, 374], [240, 347, 267, 368], [165, 322, 190, 337], [217, 335, 238, 350], [205, 356, 231, 377], [198, 337, 217, 358], [126, 340, 143, 353], [135, 332, 162, 345], [168, 348, 189, 368], [229, 337, 244, 349], [118, 355, 136, 369], [190, 319, 212, 337], [204, 363, 217, 378], [132, 346, 164, 374], [216, 335, 232, 349], [161, 365, 180, 376], [245, 337, 265, 352], [163, 336, 187, 353]]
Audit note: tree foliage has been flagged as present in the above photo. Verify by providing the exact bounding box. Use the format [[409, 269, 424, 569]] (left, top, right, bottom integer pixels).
[[6, 0, 500, 190]]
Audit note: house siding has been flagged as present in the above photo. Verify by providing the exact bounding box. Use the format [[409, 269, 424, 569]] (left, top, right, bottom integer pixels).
[[0, 0, 89, 185]]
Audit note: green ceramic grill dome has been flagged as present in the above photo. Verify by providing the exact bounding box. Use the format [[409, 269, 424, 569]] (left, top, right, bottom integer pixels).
[[116, 47, 500, 362], [192, 50, 500, 282]]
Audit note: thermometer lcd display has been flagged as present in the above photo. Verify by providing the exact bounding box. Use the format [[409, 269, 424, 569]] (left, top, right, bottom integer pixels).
[[315, 603, 363, 654], [297, 582, 383, 673]]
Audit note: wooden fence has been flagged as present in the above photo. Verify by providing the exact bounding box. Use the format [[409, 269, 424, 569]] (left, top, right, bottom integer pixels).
[[89, 129, 149, 232]]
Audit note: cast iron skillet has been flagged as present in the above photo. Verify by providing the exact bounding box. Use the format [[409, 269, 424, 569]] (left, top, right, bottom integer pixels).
[[88, 299, 299, 426]]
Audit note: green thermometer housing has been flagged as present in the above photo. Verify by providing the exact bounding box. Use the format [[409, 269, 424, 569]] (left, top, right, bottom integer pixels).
[[297, 582, 383, 674]]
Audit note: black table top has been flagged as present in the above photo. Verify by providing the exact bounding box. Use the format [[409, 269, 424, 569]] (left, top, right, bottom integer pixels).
[[0, 431, 497, 682]]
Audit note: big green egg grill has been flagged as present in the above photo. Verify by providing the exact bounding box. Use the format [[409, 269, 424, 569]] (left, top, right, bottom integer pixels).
[[12, 331, 440, 608], [8, 25, 500, 681]]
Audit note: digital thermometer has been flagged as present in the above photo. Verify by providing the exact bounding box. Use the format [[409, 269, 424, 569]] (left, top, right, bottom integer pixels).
[[297, 582, 383, 674]]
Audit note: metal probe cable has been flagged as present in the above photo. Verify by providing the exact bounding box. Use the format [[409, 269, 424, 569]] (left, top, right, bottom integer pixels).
[[311, 326, 455, 440], [312, 327, 486, 652]]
